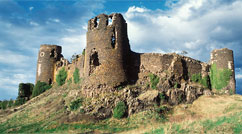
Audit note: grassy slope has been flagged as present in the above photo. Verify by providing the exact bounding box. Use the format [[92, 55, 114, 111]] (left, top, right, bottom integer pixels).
[[129, 95, 242, 134], [0, 85, 242, 134]]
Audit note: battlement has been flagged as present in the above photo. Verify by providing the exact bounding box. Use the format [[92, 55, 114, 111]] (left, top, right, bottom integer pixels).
[[88, 13, 126, 30]]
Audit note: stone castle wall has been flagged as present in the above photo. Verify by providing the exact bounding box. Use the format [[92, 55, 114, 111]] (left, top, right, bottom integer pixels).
[[36, 13, 236, 96], [36, 45, 62, 84], [210, 48, 236, 93]]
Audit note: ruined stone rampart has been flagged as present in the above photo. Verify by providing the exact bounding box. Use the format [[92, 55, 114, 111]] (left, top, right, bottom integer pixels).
[[84, 13, 130, 87], [36, 13, 236, 97]]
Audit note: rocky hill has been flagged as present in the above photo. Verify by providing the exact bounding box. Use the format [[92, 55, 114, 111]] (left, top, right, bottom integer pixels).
[[0, 83, 241, 134]]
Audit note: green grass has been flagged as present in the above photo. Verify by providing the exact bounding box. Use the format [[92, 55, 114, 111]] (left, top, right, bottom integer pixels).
[[145, 127, 165, 134], [145, 112, 242, 134], [0, 118, 135, 133]]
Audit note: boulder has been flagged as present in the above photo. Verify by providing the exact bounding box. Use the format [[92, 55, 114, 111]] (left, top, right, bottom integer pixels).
[[138, 90, 159, 103]]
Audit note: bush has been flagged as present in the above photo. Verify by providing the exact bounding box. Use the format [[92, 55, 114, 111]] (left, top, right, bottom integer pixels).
[[149, 73, 160, 89], [32, 81, 52, 98], [0, 100, 8, 110], [73, 68, 80, 84], [82, 49, 85, 55], [56, 67, 67, 86], [191, 73, 210, 88], [8, 99, 14, 108], [14, 98, 26, 106], [18, 83, 34, 100], [113, 101, 127, 119], [191, 73, 202, 83], [70, 98, 83, 111]]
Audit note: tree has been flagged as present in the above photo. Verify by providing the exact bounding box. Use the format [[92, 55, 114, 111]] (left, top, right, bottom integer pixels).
[[18, 83, 34, 100], [32, 81, 52, 98]]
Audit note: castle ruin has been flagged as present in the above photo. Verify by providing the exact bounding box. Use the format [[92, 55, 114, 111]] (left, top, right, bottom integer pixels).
[[36, 13, 236, 99]]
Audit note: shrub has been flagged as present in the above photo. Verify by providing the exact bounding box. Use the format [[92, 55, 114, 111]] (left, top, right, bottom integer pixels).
[[113, 101, 127, 119], [18, 83, 34, 100], [210, 64, 232, 90], [73, 68, 80, 84], [191, 73, 202, 83], [149, 73, 160, 89], [8, 99, 14, 108], [82, 49, 85, 55], [0, 100, 8, 110], [159, 93, 166, 104], [70, 98, 83, 111], [32, 81, 52, 98], [14, 98, 26, 106], [56, 67, 67, 86], [191, 73, 210, 88]]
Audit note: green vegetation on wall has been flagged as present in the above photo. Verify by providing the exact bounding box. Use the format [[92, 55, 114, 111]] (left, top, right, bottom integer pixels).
[[191, 73, 210, 88], [210, 64, 232, 90], [56, 67, 67, 86], [73, 68, 80, 84], [148, 73, 160, 89], [32, 81, 52, 98], [113, 101, 127, 119]]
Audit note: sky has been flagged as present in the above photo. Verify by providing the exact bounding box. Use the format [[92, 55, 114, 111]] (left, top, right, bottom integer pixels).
[[0, 0, 242, 100]]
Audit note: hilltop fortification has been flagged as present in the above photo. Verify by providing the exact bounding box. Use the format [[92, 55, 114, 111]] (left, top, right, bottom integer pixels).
[[36, 13, 236, 101]]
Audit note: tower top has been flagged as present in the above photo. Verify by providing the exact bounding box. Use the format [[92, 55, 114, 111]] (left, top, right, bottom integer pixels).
[[88, 13, 126, 31]]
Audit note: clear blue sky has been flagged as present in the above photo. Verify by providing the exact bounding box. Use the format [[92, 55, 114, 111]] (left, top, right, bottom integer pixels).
[[0, 0, 242, 100]]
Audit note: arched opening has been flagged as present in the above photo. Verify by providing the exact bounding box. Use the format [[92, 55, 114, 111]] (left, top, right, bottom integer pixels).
[[89, 50, 100, 75]]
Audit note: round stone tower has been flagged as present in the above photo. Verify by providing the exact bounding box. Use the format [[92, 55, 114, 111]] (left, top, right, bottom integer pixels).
[[36, 45, 62, 84], [210, 48, 236, 93], [84, 13, 131, 87]]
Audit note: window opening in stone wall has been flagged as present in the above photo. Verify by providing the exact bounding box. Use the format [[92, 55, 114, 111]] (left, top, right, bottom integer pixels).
[[50, 49, 55, 57], [96, 18, 100, 28], [89, 51, 100, 75], [108, 17, 113, 25], [111, 33, 116, 48]]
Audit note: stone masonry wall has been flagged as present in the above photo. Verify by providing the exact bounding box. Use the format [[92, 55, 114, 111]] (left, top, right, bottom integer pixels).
[[83, 13, 131, 87], [210, 48, 236, 93], [35, 13, 236, 97], [36, 45, 62, 84]]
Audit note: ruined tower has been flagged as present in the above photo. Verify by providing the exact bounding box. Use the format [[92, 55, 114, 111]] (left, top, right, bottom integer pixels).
[[84, 13, 131, 87], [36, 45, 62, 84], [210, 48, 236, 93]]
